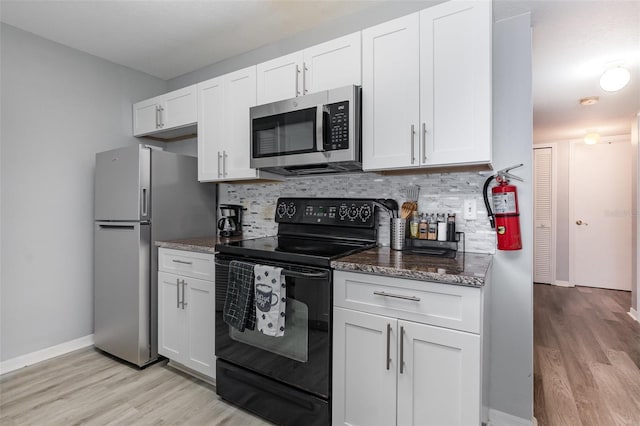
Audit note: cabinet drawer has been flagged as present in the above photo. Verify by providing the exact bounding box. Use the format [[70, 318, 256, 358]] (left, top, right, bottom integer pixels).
[[158, 248, 214, 281], [333, 270, 481, 334]]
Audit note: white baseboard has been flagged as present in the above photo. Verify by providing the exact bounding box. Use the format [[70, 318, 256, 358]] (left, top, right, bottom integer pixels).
[[488, 409, 533, 426], [628, 308, 639, 323], [0, 334, 94, 376], [554, 280, 574, 287]]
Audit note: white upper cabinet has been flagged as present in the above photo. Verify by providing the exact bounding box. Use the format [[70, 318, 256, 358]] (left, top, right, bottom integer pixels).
[[362, 14, 420, 170], [362, 1, 492, 171], [133, 85, 197, 138], [197, 66, 279, 182], [256, 32, 362, 105], [420, 0, 492, 166]]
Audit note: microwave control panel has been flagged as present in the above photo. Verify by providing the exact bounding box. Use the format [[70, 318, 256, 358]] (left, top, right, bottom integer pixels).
[[325, 101, 350, 151]]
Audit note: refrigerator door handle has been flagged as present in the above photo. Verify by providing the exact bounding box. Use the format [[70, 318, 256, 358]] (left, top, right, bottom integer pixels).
[[141, 187, 149, 217]]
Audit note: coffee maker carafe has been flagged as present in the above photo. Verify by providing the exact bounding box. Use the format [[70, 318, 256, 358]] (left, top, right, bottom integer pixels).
[[217, 204, 244, 237]]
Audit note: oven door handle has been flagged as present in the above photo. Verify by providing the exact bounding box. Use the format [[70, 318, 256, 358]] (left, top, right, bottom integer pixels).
[[281, 270, 329, 280]]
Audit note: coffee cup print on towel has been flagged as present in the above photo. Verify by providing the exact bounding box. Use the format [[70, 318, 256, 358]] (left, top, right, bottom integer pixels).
[[255, 283, 279, 312]]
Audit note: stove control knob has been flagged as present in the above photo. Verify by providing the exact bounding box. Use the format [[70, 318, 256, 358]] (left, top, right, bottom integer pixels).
[[338, 204, 348, 220], [359, 205, 372, 222], [347, 205, 359, 221], [276, 202, 287, 218], [287, 203, 297, 218]]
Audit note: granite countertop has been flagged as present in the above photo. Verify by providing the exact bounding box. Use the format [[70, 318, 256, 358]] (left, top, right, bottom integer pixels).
[[155, 235, 246, 254], [331, 247, 492, 287]]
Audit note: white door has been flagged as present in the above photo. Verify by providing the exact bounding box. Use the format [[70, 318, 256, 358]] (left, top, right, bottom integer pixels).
[[332, 307, 397, 426], [419, 0, 492, 166], [158, 272, 185, 362], [223, 66, 258, 181], [571, 139, 632, 290], [534, 147, 555, 284], [133, 98, 160, 136], [256, 51, 303, 104], [184, 276, 216, 379], [303, 32, 361, 95], [197, 76, 225, 181], [362, 13, 420, 171], [397, 321, 481, 426]]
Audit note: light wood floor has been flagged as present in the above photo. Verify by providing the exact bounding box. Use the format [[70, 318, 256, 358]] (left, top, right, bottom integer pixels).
[[534, 283, 640, 426], [0, 348, 272, 425]]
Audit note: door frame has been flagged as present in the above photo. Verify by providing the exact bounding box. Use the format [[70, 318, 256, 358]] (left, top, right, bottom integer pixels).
[[533, 143, 558, 285], [569, 134, 631, 288]]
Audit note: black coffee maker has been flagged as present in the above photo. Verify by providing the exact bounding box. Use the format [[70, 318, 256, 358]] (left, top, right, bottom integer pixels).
[[217, 204, 244, 237]]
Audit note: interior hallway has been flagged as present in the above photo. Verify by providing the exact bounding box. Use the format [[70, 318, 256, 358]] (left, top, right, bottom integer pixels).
[[534, 283, 640, 425]]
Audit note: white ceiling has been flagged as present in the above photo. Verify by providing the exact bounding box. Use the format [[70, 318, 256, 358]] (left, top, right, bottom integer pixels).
[[1, 0, 639, 143]]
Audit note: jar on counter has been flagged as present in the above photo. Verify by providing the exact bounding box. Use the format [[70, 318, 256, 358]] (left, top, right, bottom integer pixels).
[[418, 214, 428, 240], [410, 211, 420, 238], [437, 213, 447, 241], [427, 214, 437, 240]]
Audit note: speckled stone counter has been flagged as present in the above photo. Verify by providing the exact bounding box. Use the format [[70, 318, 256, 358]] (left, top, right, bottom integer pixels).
[[331, 247, 492, 287], [155, 235, 246, 254]]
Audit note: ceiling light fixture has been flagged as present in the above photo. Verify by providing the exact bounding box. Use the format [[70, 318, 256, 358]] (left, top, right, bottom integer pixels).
[[579, 96, 599, 106], [584, 132, 600, 145], [599, 64, 631, 92]]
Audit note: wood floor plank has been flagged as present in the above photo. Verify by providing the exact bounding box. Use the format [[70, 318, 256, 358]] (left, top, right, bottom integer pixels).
[[536, 346, 583, 426], [0, 348, 272, 426]]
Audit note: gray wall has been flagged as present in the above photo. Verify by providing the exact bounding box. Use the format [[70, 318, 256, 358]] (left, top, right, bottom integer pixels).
[[490, 12, 534, 420], [0, 24, 167, 361]]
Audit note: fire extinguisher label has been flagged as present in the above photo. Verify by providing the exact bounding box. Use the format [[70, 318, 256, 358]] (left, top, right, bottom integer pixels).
[[497, 225, 506, 235], [492, 192, 517, 214]]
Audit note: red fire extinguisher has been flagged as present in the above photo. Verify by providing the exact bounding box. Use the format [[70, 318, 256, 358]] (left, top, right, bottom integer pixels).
[[483, 164, 524, 251]]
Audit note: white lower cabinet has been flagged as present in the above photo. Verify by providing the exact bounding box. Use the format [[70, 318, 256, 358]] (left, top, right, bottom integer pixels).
[[158, 248, 215, 379], [333, 270, 485, 426]]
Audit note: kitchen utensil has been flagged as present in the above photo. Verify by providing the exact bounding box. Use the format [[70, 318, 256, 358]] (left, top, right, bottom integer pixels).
[[400, 201, 417, 219], [390, 218, 406, 250]]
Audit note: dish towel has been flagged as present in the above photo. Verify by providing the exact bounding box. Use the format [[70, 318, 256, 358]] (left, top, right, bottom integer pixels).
[[254, 264, 286, 337], [223, 260, 256, 332]]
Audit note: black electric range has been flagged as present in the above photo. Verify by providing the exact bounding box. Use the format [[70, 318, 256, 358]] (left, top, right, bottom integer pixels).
[[214, 198, 379, 426]]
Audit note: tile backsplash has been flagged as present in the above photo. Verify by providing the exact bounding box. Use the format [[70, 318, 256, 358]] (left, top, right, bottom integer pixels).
[[219, 171, 496, 254]]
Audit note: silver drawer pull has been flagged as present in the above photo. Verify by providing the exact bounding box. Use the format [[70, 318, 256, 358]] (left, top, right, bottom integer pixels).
[[373, 291, 420, 302], [172, 259, 193, 265]]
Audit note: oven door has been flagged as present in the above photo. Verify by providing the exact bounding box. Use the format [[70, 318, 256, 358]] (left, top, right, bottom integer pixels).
[[215, 254, 331, 399]]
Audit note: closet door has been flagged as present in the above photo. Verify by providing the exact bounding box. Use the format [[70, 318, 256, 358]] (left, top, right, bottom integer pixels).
[[534, 147, 555, 284]]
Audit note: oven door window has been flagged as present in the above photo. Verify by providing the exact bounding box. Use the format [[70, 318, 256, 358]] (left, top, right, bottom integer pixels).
[[229, 297, 308, 362], [253, 107, 316, 157]]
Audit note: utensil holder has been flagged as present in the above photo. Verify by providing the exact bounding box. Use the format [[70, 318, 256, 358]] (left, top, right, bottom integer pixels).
[[390, 218, 406, 251]]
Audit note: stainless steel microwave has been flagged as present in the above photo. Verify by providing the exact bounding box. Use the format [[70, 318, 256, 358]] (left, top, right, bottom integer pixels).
[[250, 85, 361, 175]]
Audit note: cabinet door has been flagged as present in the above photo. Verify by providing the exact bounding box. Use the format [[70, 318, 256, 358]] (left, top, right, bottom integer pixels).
[[222, 66, 259, 181], [133, 98, 160, 136], [397, 321, 480, 426], [362, 14, 420, 171], [197, 77, 225, 181], [158, 272, 185, 362], [162, 85, 197, 130], [256, 51, 303, 104], [333, 307, 397, 426], [303, 32, 361, 95], [419, 1, 491, 166], [184, 276, 216, 379]]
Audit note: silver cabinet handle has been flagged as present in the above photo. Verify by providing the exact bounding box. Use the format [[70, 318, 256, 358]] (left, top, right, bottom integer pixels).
[[295, 64, 301, 96], [303, 63, 308, 94], [217, 151, 223, 178], [181, 280, 188, 309], [223, 150, 228, 177], [155, 105, 160, 128], [374, 291, 421, 302], [176, 278, 180, 309], [410, 125, 416, 164], [158, 105, 164, 128], [171, 259, 192, 265], [399, 326, 405, 374], [422, 123, 428, 163], [386, 323, 391, 370]]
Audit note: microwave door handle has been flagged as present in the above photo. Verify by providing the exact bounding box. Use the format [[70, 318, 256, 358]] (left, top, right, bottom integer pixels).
[[316, 105, 326, 152]]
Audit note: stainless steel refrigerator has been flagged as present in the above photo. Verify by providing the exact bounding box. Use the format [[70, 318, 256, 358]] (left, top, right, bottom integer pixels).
[[94, 145, 215, 367]]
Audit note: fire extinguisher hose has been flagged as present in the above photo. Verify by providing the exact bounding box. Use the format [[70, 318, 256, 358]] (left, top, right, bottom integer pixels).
[[483, 174, 496, 229]]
